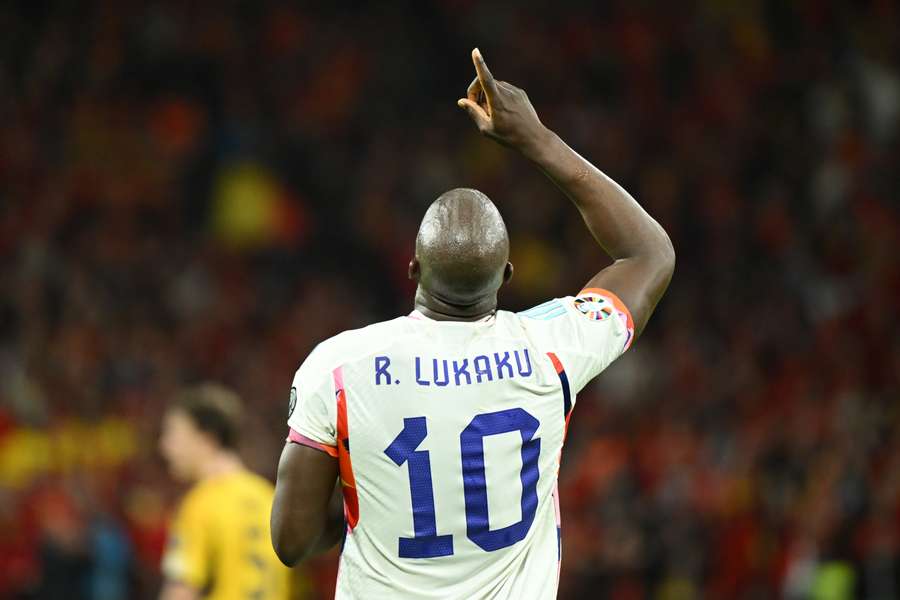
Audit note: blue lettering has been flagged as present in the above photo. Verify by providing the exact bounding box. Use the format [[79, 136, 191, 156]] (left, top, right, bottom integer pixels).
[[473, 355, 493, 383], [433, 359, 449, 387], [453, 360, 472, 386], [415, 357, 430, 386], [493, 352, 513, 379], [514, 349, 532, 377], [375, 356, 392, 385]]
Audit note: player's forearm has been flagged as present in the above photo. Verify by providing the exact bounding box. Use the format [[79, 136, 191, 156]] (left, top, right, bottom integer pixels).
[[522, 129, 674, 267], [456, 49, 674, 332]]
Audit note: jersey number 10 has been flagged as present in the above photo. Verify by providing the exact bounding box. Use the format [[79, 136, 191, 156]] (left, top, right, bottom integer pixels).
[[384, 407, 540, 559]]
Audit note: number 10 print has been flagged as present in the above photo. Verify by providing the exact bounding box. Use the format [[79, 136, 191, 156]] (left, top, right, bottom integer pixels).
[[384, 408, 541, 558]]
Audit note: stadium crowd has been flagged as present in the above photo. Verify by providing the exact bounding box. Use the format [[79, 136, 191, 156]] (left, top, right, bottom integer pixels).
[[1, 1, 898, 598]]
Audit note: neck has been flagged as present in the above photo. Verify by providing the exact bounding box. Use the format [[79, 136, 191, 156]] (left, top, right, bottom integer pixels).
[[413, 287, 497, 322], [195, 450, 244, 481]]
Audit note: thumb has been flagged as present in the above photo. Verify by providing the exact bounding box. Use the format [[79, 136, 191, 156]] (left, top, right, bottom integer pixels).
[[457, 98, 490, 131]]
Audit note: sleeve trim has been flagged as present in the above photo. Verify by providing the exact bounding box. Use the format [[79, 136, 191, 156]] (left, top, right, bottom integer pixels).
[[334, 366, 360, 530], [546, 352, 573, 432], [287, 428, 338, 457], [578, 287, 635, 351]]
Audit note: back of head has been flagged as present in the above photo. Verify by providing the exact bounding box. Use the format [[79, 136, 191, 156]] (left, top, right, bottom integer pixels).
[[415, 188, 509, 306], [173, 383, 243, 450]]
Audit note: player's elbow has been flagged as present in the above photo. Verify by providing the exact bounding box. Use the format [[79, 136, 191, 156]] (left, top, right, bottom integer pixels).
[[272, 543, 300, 568], [270, 505, 316, 567], [655, 230, 675, 283], [632, 219, 675, 281], [271, 526, 311, 567], [639, 224, 675, 290]]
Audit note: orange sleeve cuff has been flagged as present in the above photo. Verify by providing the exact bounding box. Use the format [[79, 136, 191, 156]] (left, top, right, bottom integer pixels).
[[578, 287, 635, 350], [287, 428, 338, 457]]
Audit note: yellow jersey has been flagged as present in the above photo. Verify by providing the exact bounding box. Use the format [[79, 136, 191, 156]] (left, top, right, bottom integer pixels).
[[162, 470, 290, 600]]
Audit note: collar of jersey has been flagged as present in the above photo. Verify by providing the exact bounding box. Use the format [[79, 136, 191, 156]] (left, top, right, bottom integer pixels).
[[408, 309, 496, 323]]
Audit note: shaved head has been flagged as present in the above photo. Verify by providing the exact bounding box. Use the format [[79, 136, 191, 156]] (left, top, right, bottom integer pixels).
[[412, 188, 511, 311]]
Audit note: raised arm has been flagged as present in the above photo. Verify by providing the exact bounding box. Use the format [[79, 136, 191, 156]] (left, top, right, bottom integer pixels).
[[458, 49, 674, 336]]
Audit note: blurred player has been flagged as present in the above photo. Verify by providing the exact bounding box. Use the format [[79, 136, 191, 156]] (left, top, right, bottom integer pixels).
[[270, 49, 675, 599], [159, 384, 290, 600]]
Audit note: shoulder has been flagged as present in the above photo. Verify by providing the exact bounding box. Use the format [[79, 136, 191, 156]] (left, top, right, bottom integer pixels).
[[176, 481, 217, 523], [509, 290, 631, 330], [501, 290, 632, 346], [216, 472, 276, 510], [239, 471, 275, 498], [511, 298, 573, 323], [496, 297, 576, 335]]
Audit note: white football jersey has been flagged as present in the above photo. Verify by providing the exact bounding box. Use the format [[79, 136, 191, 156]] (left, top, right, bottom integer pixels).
[[287, 288, 634, 600]]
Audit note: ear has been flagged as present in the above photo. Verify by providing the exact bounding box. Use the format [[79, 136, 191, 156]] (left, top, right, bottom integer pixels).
[[408, 258, 420, 281], [503, 261, 514, 285]]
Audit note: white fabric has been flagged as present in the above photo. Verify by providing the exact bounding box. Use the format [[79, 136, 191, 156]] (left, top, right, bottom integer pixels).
[[288, 292, 631, 600]]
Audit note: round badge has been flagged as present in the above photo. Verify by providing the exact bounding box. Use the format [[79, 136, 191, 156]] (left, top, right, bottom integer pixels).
[[288, 386, 297, 418], [574, 294, 613, 321]]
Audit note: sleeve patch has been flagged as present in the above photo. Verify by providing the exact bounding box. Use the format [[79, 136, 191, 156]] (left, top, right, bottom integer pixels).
[[573, 293, 614, 321], [578, 287, 635, 352]]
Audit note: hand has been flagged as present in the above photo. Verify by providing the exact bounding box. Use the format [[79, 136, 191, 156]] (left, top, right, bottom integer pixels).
[[457, 48, 551, 154]]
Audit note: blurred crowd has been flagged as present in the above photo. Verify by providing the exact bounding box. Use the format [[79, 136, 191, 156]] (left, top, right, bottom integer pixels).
[[1, 1, 898, 598]]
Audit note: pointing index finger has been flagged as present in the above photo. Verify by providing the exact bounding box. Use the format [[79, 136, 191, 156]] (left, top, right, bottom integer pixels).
[[472, 48, 499, 105]]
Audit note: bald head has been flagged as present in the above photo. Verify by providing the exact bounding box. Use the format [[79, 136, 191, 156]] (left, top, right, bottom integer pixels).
[[413, 188, 510, 308]]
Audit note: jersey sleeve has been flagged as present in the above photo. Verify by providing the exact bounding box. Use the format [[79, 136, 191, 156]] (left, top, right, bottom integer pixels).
[[161, 491, 212, 589], [286, 351, 338, 457], [519, 287, 634, 394]]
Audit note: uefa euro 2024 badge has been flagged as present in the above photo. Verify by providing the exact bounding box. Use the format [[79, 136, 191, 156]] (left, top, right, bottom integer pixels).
[[574, 293, 613, 321]]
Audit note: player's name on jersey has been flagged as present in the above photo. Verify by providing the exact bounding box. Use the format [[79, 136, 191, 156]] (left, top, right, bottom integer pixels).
[[374, 349, 534, 387]]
